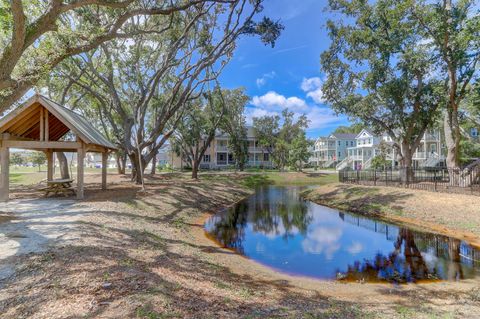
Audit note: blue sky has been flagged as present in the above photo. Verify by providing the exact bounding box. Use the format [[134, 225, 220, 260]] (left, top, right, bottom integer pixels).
[[219, 0, 350, 138]]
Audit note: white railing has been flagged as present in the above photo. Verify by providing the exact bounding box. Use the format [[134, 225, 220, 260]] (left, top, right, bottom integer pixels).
[[216, 146, 228, 152], [336, 157, 351, 170], [414, 152, 427, 159], [423, 152, 444, 167], [349, 155, 363, 161], [363, 157, 373, 169], [324, 159, 335, 168], [422, 133, 440, 141]]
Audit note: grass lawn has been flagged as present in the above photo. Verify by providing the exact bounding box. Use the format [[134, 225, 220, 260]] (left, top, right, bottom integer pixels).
[[9, 166, 122, 186]]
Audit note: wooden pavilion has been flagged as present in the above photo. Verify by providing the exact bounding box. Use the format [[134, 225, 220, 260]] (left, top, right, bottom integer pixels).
[[0, 94, 116, 201]]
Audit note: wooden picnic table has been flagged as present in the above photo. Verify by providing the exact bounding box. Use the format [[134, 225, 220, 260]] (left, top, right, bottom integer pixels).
[[45, 179, 76, 197]]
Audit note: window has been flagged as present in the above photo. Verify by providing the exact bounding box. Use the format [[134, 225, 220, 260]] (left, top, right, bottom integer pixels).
[[472, 128, 478, 137], [338, 141, 341, 146], [263, 153, 269, 161], [351, 141, 354, 146], [338, 152, 341, 157], [203, 154, 210, 162]]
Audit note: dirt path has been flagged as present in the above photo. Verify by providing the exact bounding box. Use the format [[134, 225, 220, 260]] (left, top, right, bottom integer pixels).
[[0, 173, 479, 318], [0, 199, 89, 282]]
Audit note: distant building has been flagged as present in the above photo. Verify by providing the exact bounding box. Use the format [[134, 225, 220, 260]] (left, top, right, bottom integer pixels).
[[309, 133, 357, 168], [165, 126, 274, 170], [336, 129, 444, 170]]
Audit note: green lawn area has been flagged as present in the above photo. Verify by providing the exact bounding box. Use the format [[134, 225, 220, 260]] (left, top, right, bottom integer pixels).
[[240, 171, 338, 188], [8, 166, 339, 188], [8, 165, 121, 186]]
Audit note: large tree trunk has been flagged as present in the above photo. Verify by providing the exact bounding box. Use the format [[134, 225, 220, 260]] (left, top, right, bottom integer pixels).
[[150, 151, 157, 175], [115, 152, 126, 174], [191, 160, 199, 179], [57, 152, 70, 179], [128, 152, 145, 185], [444, 111, 461, 169], [399, 143, 414, 183]]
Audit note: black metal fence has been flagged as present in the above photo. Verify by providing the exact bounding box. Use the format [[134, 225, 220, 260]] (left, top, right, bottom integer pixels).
[[339, 167, 480, 195]]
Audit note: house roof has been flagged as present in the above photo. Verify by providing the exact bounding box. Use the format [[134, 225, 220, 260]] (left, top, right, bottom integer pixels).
[[330, 133, 357, 140], [215, 125, 256, 139], [355, 129, 375, 139], [0, 94, 116, 150]]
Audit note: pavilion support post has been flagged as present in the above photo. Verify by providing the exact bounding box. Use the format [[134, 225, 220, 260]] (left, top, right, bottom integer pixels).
[[46, 151, 54, 181], [77, 145, 85, 199], [40, 108, 44, 141], [0, 143, 9, 202], [102, 152, 108, 190]]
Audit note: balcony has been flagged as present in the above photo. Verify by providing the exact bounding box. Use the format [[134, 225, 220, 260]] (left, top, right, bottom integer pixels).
[[349, 155, 364, 161], [249, 147, 264, 152], [422, 133, 440, 141], [216, 145, 228, 152]]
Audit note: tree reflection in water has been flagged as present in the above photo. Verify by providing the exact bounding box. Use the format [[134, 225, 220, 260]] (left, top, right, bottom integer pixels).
[[206, 186, 312, 252], [341, 229, 468, 283], [205, 186, 480, 282]]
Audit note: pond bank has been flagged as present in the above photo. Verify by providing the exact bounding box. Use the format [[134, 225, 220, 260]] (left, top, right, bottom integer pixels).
[[302, 183, 480, 248]]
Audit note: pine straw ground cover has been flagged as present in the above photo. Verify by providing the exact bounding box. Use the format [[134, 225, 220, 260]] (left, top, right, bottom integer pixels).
[[0, 172, 479, 318]]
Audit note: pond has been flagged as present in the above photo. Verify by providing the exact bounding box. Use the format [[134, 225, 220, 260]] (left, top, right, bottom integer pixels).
[[205, 185, 480, 283]]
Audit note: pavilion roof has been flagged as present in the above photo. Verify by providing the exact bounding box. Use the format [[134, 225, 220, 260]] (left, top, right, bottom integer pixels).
[[0, 95, 116, 150]]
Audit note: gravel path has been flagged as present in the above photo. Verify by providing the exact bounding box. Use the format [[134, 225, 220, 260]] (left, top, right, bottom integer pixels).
[[0, 199, 87, 282]]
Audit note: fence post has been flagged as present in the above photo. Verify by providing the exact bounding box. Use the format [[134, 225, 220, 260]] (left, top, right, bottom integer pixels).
[[374, 169, 377, 186], [471, 169, 473, 195], [434, 169, 437, 192], [407, 167, 411, 187], [385, 169, 388, 186], [356, 169, 360, 184]]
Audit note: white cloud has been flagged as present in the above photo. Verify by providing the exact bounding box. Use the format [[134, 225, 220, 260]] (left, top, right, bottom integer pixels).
[[256, 71, 276, 88], [247, 78, 347, 132], [301, 227, 343, 260], [251, 91, 308, 111], [346, 241, 363, 255], [306, 107, 344, 130], [301, 77, 322, 92], [301, 77, 326, 104], [256, 78, 266, 87], [244, 107, 279, 125]]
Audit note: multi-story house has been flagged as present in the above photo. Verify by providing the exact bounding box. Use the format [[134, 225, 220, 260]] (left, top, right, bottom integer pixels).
[[309, 133, 357, 168], [167, 126, 274, 170], [336, 129, 444, 170]]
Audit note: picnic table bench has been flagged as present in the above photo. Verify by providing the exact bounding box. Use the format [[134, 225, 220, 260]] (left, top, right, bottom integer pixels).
[[44, 179, 76, 197]]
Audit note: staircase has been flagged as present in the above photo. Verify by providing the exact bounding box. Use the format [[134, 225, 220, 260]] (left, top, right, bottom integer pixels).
[[363, 157, 373, 169], [323, 159, 335, 168], [336, 157, 352, 171], [423, 152, 445, 168]]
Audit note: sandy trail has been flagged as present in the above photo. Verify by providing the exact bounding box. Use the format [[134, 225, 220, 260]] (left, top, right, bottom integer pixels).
[[0, 199, 87, 282]]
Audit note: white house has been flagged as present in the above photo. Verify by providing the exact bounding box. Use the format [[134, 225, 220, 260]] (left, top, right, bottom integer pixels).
[[336, 129, 444, 170], [309, 133, 357, 168], [165, 126, 274, 170]]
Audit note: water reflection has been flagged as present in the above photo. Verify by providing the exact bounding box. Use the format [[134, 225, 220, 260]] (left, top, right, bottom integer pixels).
[[205, 186, 480, 283]]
